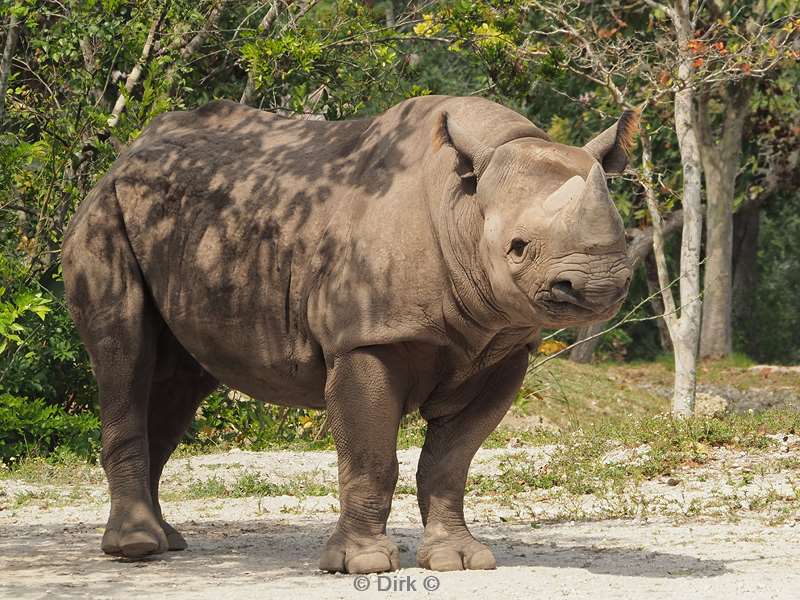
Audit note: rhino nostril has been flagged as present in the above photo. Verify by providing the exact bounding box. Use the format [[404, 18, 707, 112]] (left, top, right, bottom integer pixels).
[[549, 279, 580, 303]]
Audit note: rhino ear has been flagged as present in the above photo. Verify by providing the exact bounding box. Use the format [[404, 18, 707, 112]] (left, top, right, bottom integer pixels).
[[583, 109, 640, 174], [435, 112, 495, 181]]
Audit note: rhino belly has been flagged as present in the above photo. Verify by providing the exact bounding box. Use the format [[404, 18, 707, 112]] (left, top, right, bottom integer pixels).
[[149, 279, 328, 409]]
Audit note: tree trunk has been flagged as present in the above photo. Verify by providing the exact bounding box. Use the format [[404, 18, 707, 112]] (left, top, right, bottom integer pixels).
[[240, 1, 284, 105], [569, 322, 606, 363], [732, 201, 760, 327], [107, 7, 167, 128], [0, 9, 21, 128], [669, 0, 704, 416], [699, 156, 735, 358], [697, 83, 752, 359]]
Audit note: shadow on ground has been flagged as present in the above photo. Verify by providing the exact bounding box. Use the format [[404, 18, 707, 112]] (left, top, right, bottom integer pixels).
[[0, 517, 730, 598]]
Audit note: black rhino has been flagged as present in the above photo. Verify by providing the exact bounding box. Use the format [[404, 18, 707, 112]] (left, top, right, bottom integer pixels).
[[62, 95, 635, 573]]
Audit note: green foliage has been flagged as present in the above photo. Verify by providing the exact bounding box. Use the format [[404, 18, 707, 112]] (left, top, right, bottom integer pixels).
[[0, 0, 797, 462], [0, 286, 50, 353], [0, 255, 96, 412], [0, 394, 100, 464], [188, 389, 332, 450]]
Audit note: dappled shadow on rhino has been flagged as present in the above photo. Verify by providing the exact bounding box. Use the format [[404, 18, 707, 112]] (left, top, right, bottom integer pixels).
[[61, 95, 636, 572]]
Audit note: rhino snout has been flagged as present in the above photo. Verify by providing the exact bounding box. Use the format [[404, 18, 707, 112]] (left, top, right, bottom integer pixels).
[[546, 265, 631, 313]]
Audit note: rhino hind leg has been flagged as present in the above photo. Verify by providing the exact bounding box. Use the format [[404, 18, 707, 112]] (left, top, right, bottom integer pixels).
[[147, 330, 219, 551], [63, 194, 168, 558]]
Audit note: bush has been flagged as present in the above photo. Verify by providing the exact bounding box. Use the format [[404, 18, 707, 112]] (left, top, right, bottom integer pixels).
[[0, 394, 100, 464], [187, 388, 331, 449]]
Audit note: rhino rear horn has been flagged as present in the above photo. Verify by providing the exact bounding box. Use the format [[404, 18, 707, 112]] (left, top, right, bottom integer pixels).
[[583, 109, 640, 174], [439, 112, 495, 179]]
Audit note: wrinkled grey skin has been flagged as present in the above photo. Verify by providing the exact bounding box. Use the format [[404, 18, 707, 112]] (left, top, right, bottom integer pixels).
[[62, 95, 634, 573]]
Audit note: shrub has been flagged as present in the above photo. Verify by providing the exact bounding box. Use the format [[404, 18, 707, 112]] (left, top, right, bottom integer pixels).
[[0, 394, 100, 464]]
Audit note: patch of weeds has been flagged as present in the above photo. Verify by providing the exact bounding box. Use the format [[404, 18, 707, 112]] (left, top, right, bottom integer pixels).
[[395, 483, 417, 495], [483, 427, 559, 448], [767, 506, 794, 526], [397, 414, 426, 448], [470, 409, 800, 516], [234, 470, 335, 498], [165, 470, 337, 501], [2, 448, 103, 486], [182, 476, 229, 499], [749, 489, 781, 511], [13, 488, 62, 508]]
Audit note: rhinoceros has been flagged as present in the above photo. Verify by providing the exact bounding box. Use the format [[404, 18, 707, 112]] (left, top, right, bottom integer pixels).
[[62, 95, 635, 573]]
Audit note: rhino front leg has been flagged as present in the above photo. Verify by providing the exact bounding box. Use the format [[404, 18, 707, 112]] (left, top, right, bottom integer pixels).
[[319, 347, 406, 574], [416, 350, 528, 571]]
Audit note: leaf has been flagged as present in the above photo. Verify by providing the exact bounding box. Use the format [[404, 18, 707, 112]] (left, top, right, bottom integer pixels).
[[31, 305, 50, 320], [537, 340, 568, 356]]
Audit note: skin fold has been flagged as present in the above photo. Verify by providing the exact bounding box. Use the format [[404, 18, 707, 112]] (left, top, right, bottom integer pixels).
[[61, 95, 636, 571]]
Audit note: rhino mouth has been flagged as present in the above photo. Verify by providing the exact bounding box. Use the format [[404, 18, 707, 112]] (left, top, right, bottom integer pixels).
[[541, 297, 597, 317], [538, 291, 625, 321], [538, 280, 627, 318], [548, 282, 599, 311]]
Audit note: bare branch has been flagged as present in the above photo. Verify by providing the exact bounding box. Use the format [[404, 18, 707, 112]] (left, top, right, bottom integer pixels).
[[0, 8, 22, 128], [240, 1, 289, 105], [107, 5, 168, 128], [640, 127, 679, 337]]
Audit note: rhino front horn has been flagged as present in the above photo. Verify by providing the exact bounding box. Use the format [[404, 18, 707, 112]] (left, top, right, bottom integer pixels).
[[441, 112, 495, 179], [570, 163, 626, 252]]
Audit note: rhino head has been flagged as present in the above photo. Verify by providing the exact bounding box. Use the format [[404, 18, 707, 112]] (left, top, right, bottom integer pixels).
[[438, 109, 638, 328]]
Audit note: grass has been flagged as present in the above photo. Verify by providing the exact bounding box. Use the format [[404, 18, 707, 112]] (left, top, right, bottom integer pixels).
[[469, 407, 800, 499], [622, 353, 799, 394], [511, 358, 670, 429], [0, 447, 104, 486], [160, 470, 338, 502]]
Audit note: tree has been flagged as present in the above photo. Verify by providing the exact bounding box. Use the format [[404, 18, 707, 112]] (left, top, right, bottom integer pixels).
[[642, 0, 704, 415], [694, 1, 796, 359]]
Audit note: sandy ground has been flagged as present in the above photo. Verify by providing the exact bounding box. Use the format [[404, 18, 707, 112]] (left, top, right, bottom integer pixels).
[[3, 446, 800, 600]]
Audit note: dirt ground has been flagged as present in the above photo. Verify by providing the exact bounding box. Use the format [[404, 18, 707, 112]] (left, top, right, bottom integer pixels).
[[3, 445, 800, 599]]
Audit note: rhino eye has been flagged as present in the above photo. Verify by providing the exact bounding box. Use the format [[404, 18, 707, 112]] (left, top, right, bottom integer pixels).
[[508, 238, 529, 259]]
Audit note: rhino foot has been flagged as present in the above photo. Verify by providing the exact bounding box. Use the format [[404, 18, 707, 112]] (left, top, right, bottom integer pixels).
[[416, 532, 496, 571], [319, 531, 400, 574], [161, 520, 188, 551], [101, 509, 169, 558]]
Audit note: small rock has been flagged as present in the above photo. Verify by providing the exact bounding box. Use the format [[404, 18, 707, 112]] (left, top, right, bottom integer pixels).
[[694, 392, 728, 416], [602, 444, 651, 466]]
